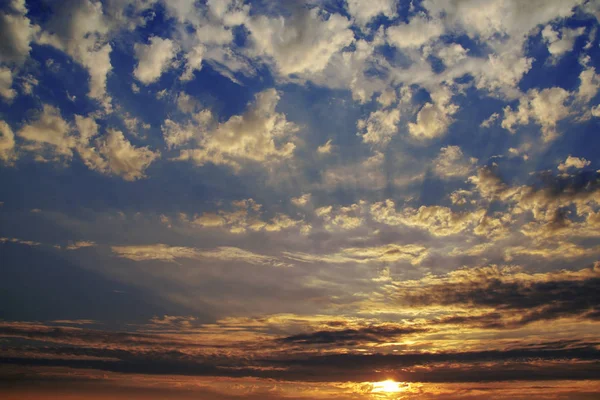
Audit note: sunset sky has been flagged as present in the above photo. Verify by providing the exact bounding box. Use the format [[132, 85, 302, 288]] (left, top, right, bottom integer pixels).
[[1, 0, 600, 399]]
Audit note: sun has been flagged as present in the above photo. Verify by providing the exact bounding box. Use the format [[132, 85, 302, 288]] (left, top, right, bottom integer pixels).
[[371, 379, 403, 393]]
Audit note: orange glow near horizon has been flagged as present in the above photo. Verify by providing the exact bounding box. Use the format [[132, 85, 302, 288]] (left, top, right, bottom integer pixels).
[[371, 379, 405, 394]]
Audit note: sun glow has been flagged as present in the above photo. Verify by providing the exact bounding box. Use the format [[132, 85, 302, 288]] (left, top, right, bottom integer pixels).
[[371, 379, 403, 393]]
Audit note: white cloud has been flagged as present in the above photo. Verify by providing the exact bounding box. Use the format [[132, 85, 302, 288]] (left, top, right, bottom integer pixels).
[[246, 8, 354, 76], [17, 106, 159, 180], [317, 139, 333, 155], [181, 44, 205, 81], [161, 120, 195, 149], [433, 146, 475, 178], [408, 87, 458, 140], [359, 107, 400, 145], [97, 129, 160, 181], [386, 14, 444, 49], [0, 0, 37, 65], [134, 36, 178, 84], [436, 43, 469, 68], [17, 104, 74, 158], [542, 25, 585, 60], [291, 193, 311, 207], [36, 0, 115, 108], [424, 0, 581, 41], [480, 112, 500, 128], [19, 74, 38, 95], [176, 89, 297, 170], [347, 0, 397, 26], [576, 63, 600, 103], [0, 120, 17, 164], [0, 67, 16, 101], [557, 155, 591, 172], [502, 87, 571, 142]]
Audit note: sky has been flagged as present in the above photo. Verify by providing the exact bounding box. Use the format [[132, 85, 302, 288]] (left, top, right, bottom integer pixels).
[[1, 0, 600, 398]]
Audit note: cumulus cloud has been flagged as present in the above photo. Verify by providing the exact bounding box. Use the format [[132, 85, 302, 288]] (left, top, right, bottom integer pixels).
[[0, 67, 16, 101], [433, 146, 476, 178], [17, 104, 74, 159], [15, 106, 158, 179], [347, 0, 397, 27], [191, 198, 307, 234], [316, 139, 333, 155], [134, 36, 178, 84], [96, 129, 160, 181], [359, 107, 400, 146], [502, 87, 571, 142], [315, 202, 365, 231], [541, 25, 585, 61], [408, 87, 458, 140], [386, 15, 444, 49], [291, 193, 311, 207], [0, 0, 37, 65], [176, 89, 298, 170], [371, 200, 485, 236], [246, 8, 354, 76], [0, 120, 17, 164], [36, 0, 113, 108], [161, 120, 196, 149], [558, 155, 591, 172], [480, 112, 500, 128]]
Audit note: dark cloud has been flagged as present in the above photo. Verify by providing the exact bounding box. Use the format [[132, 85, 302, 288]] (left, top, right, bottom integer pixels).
[[395, 267, 600, 327], [1, 335, 599, 383], [278, 325, 425, 345]]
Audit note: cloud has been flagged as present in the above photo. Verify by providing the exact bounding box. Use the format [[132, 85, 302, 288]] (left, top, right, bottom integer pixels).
[[315, 202, 364, 231], [391, 263, 600, 327], [279, 325, 424, 345], [246, 7, 354, 76], [161, 120, 196, 149], [433, 146, 476, 178], [0, 0, 37, 65], [36, 0, 114, 108], [17, 104, 74, 159], [96, 129, 160, 181], [558, 155, 591, 172], [134, 36, 178, 84], [176, 89, 298, 170], [322, 151, 387, 190], [386, 15, 444, 49], [0, 237, 41, 247], [0, 120, 16, 164], [370, 200, 484, 236], [347, 0, 397, 27], [502, 87, 571, 142], [408, 87, 458, 140], [542, 25, 585, 61], [479, 112, 500, 128], [15, 107, 159, 180], [316, 139, 333, 155], [0, 66, 16, 101], [285, 243, 429, 266], [190, 198, 307, 234], [111, 243, 290, 267], [358, 107, 400, 146], [64, 241, 96, 250], [291, 193, 311, 207]]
